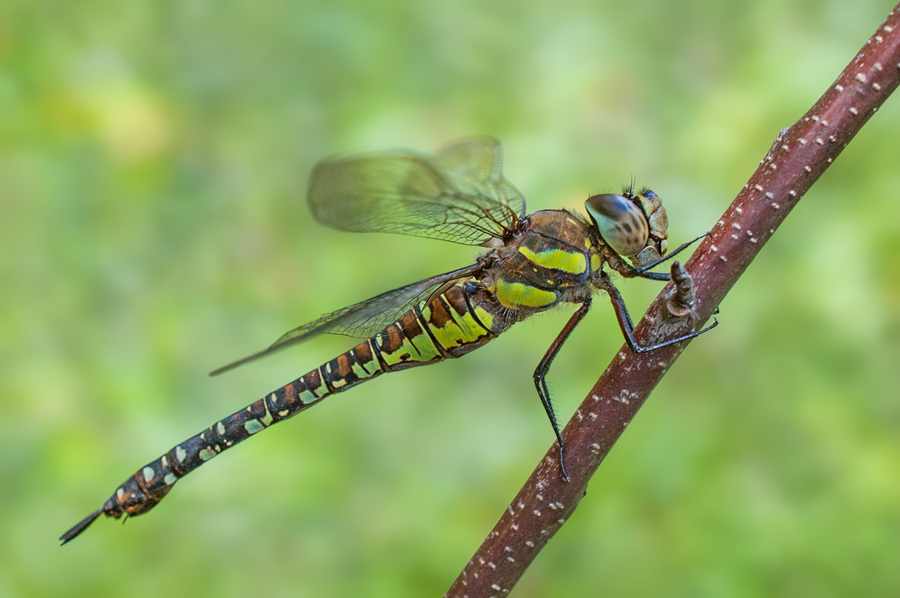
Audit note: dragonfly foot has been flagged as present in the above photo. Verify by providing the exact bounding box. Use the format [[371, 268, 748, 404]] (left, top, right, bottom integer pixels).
[[558, 443, 571, 482]]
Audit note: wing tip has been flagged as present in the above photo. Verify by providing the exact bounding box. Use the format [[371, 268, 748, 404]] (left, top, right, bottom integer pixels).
[[208, 351, 266, 377]]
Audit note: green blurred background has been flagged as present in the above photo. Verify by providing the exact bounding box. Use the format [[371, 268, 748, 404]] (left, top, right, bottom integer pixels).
[[3, 0, 899, 596]]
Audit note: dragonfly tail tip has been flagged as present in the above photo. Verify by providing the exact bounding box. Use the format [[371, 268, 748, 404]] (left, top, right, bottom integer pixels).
[[59, 508, 103, 545]]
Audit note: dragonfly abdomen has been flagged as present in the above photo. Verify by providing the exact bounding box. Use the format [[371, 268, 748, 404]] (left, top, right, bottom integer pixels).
[[62, 280, 507, 542]]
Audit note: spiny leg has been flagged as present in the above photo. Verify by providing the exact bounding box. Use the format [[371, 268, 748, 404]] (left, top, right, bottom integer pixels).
[[533, 299, 593, 482], [603, 265, 717, 353]]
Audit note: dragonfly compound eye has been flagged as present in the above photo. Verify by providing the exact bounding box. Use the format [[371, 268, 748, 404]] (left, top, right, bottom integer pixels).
[[584, 194, 650, 257]]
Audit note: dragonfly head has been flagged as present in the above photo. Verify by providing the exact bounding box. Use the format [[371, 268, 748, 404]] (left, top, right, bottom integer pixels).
[[584, 188, 668, 268]]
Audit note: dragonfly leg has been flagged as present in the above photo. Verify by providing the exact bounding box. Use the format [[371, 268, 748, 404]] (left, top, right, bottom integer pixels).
[[602, 268, 717, 353], [633, 271, 671, 281], [626, 232, 710, 280], [533, 299, 593, 482]]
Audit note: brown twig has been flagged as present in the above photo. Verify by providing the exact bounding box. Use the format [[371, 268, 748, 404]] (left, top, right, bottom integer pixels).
[[446, 4, 900, 596]]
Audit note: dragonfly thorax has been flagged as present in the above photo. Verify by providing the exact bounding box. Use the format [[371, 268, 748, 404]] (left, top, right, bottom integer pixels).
[[480, 210, 601, 313]]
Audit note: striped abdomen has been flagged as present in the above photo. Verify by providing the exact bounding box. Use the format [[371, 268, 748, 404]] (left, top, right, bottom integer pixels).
[[64, 280, 506, 539]]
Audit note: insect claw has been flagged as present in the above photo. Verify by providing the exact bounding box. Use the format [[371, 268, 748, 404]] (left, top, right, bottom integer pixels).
[[558, 445, 571, 482]]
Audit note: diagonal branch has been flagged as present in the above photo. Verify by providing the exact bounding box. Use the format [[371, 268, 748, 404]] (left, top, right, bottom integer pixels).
[[446, 4, 900, 596]]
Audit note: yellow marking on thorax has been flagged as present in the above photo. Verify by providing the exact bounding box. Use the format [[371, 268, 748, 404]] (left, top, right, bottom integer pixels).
[[591, 253, 602, 271], [518, 246, 587, 275], [496, 279, 558, 309]]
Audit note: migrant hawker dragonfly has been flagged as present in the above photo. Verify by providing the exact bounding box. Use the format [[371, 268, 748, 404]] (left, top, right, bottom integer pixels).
[[61, 137, 714, 543]]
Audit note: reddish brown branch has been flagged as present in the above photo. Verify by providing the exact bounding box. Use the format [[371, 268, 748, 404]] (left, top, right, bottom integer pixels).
[[447, 5, 900, 597]]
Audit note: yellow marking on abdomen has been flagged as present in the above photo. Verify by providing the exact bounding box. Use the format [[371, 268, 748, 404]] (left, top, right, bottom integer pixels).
[[379, 330, 441, 366], [423, 304, 489, 350], [518, 246, 587, 274], [496, 279, 558, 309], [474, 305, 495, 331]]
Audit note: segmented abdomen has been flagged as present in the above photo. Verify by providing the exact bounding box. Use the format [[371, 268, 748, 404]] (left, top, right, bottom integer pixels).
[[84, 280, 506, 530]]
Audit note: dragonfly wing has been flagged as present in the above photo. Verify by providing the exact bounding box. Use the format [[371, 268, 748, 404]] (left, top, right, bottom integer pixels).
[[210, 263, 483, 376], [433, 136, 526, 223], [308, 137, 525, 246]]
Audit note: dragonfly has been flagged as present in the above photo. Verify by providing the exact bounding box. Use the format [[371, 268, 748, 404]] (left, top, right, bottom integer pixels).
[[60, 136, 715, 544]]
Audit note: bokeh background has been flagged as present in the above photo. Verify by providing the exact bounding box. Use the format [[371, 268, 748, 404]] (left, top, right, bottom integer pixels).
[[3, 0, 900, 596]]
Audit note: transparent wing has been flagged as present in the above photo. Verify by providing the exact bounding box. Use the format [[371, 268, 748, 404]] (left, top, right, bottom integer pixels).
[[210, 263, 483, 376], [308, 136, 525, 246]]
